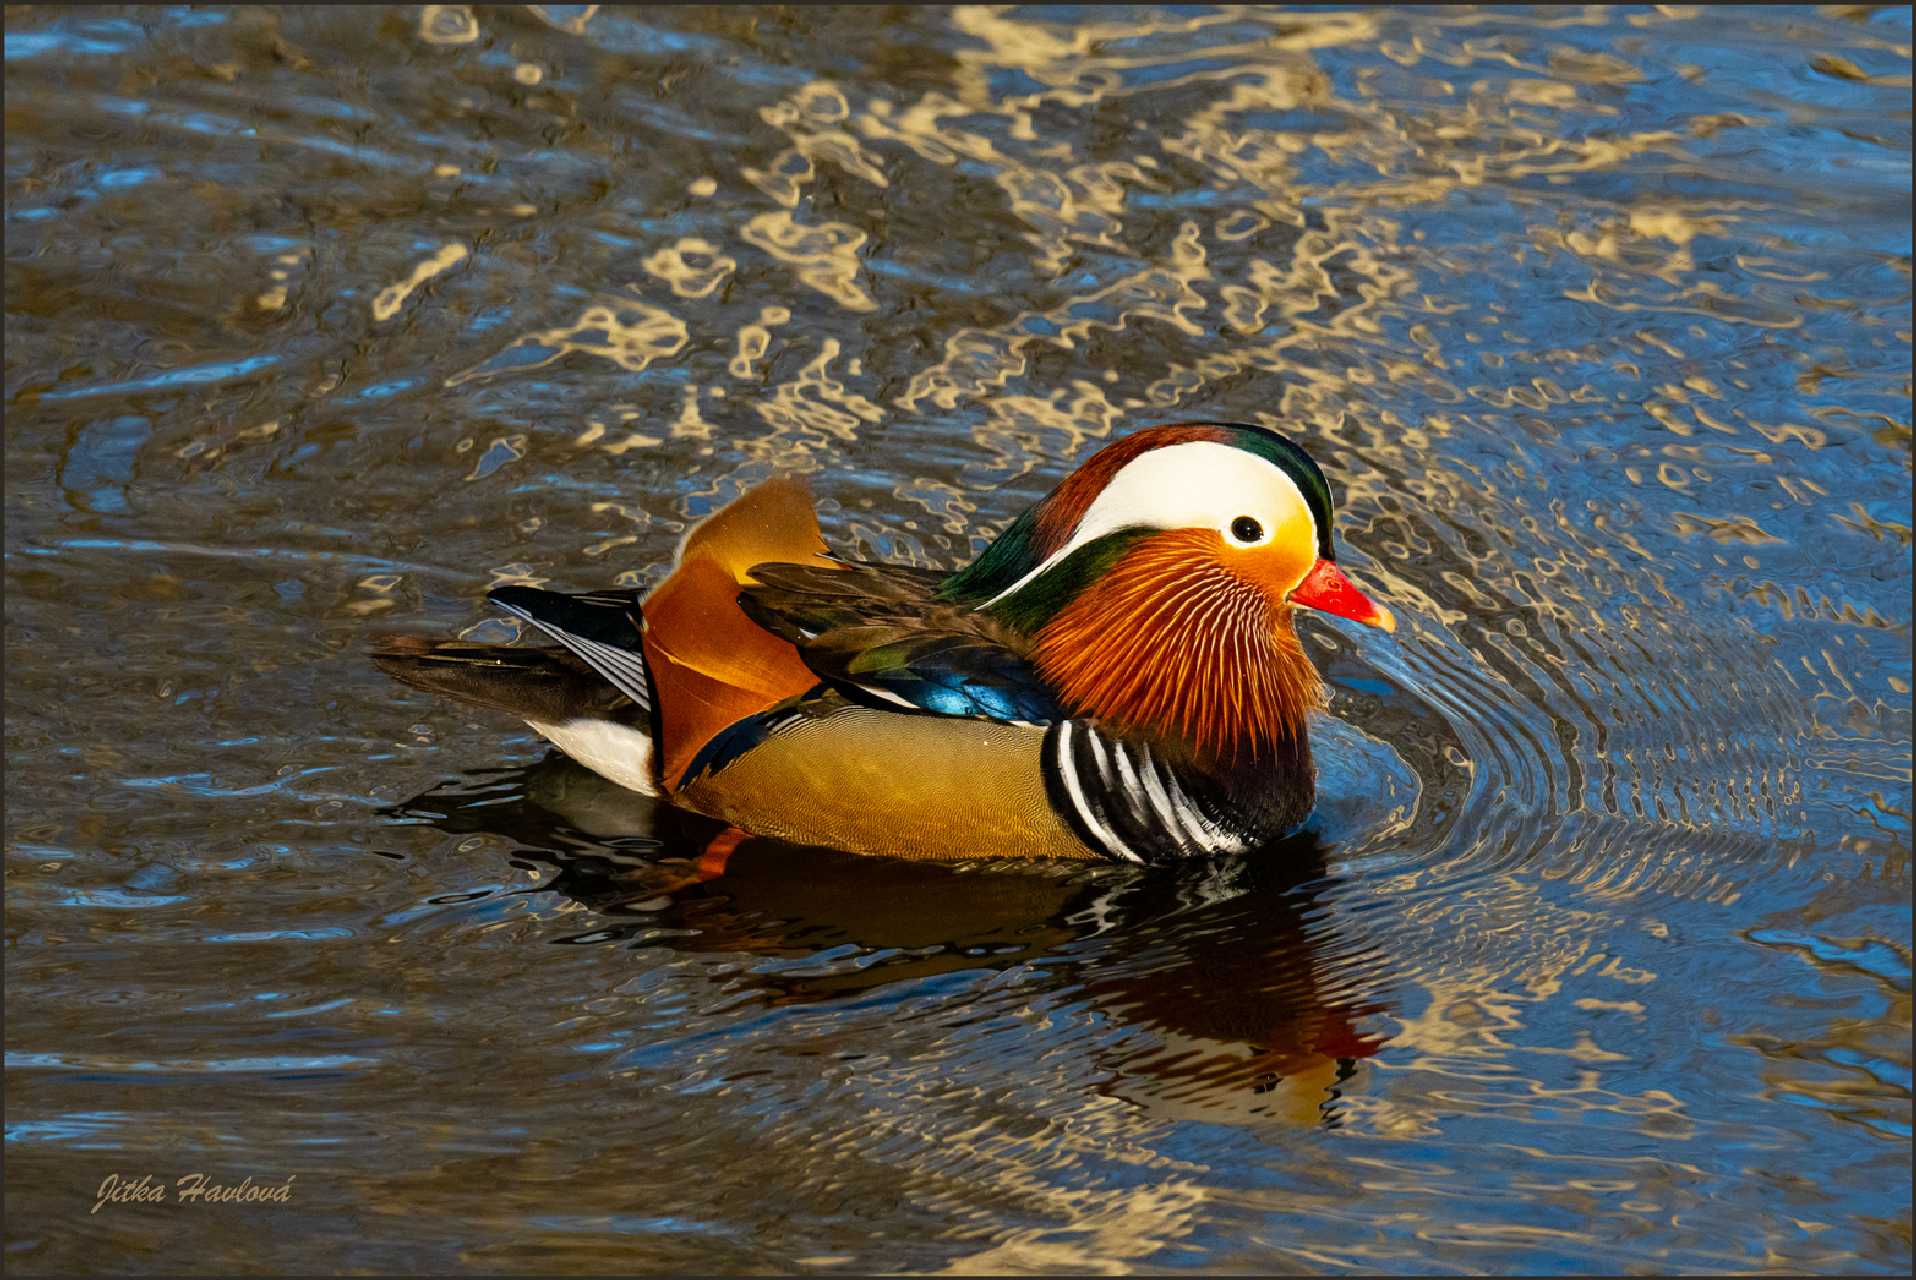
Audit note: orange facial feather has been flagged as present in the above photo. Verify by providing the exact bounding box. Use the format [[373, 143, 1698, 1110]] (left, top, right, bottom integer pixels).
[[1032, 529, 1325, 764]]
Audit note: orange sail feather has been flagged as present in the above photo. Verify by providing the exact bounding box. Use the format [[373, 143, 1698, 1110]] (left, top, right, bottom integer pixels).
[[641, 479, 839, 788]]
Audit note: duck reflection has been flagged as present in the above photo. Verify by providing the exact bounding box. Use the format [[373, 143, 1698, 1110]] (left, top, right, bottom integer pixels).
[[389, 753, 1391, 1126]]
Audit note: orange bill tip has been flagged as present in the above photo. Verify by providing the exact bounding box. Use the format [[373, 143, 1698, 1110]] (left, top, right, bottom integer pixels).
[[1290, 559, 1395, 633]]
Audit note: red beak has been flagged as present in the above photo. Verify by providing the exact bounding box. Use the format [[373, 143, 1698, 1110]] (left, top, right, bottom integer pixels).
[[1290, 559, 1396, 632]]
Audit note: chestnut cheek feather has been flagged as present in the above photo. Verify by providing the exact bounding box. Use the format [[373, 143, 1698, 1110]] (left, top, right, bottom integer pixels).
[[1033, 530, 1325, 763]]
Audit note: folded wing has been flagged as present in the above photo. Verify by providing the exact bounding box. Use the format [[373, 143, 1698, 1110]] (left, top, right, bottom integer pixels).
[[739, 562, 1066, 724]]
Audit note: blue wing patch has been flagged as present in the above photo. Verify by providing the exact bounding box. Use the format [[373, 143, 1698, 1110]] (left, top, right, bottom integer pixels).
[[840, 638, 1065, 723]]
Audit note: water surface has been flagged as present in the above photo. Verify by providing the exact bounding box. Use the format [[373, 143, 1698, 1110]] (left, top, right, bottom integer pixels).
[[5, 4, 1911, 1273]]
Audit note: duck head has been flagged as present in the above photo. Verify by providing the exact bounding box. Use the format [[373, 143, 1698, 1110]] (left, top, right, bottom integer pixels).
[[941, 422, 1393, 766]]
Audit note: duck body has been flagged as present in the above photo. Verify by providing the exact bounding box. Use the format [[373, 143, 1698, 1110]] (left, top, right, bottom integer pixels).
[[375, 422, 1395, 864]]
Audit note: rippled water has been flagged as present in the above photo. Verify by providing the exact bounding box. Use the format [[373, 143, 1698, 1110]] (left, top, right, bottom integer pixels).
[[5, 4, 1911, 1273]]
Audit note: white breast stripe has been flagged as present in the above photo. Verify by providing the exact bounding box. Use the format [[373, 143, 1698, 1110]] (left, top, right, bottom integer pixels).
[[1110, 739, 1174, 849], [1056, 722, 1143, 864], [1133, 739, 1250, 856], [1157, 754, 1215, 849], [1110, 738, 1143, 802], [1157, 753, 1250, 854], [1084, 722, 1112, 776], [1133, 749, 1192, 848], [1203, 806, 1250, 853]]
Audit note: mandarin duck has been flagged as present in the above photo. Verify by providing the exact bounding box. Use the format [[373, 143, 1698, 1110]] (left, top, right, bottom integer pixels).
[[374, 422, 1396, 863]]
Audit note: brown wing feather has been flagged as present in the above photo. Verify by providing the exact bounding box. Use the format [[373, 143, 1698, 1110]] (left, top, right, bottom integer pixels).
[[737, 562, 1062, 722], [738, 561, 963, 640]]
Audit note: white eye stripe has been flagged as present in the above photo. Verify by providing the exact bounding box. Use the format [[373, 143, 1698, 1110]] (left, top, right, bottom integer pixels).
[[986, 441, 1315, 606]]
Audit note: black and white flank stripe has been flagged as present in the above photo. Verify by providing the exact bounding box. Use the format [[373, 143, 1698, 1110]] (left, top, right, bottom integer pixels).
[[1042, 720, 1253, 864]]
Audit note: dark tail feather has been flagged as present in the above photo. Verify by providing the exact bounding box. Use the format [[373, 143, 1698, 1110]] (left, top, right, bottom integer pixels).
[[371, 636, 635, 724], [488, 586, 653, 712]]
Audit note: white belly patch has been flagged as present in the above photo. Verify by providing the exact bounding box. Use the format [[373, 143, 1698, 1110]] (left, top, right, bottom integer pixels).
[[523, 718, 658, 797]]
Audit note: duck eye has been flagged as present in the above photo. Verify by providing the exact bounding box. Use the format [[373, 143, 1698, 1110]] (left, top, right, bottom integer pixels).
[[1229, 515, 1264, 544]]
